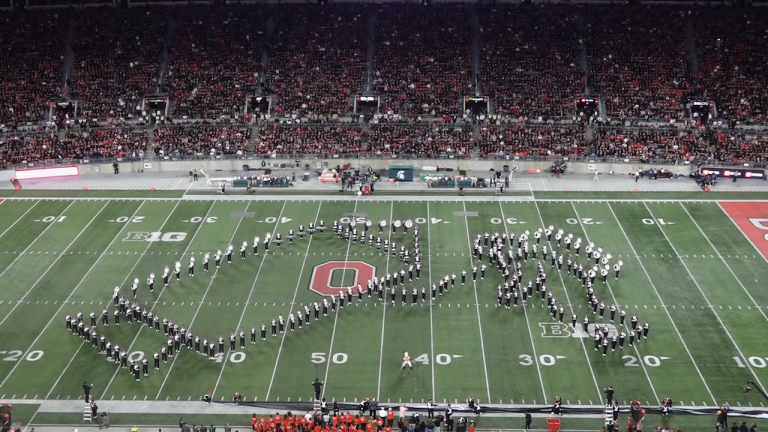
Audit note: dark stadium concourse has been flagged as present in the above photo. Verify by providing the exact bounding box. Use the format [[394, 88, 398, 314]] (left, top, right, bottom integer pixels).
[[1, 2, 768, 166]]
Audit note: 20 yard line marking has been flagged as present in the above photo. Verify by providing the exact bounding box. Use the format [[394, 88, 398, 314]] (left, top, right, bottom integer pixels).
[[321, 200, 359, 400], [0, 201, 110, 389], [498, 202, 546, 402], [461, 202, 491, 403], [42, 201, 149, 398], [100, 199, 213, 398], [527, 194, 603, 402], [155, 201, 264, 399], [375, 202, 395, 400], [570, 202, 659, 405], [262, 203, 322, 400], [607, 203, 717, 405], [644, 203, 767, 395]]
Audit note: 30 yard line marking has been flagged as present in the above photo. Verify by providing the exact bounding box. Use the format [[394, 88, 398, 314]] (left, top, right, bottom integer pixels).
[[100, 199, 213, 398], [155, 201, 261, 399], [257, 202, 320, 400], [570, 202, 660, 405], [375, 201, 395, 400], [527, 193, 602, 402], [499, 202, 546, 402], [681, 203, 768, 324], [461, 202, 492, 403], [321, 200, 359, 400], [0, 200, 40, 241], [0, 201, 110, 389], [425, 202, 436, 400], [644, 203, 767, 395], [42, 201, 148, 398], [607, 203, 717, 405]]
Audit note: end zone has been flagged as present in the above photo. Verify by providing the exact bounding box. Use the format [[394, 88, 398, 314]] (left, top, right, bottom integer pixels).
[[718, 201, 768, 261]]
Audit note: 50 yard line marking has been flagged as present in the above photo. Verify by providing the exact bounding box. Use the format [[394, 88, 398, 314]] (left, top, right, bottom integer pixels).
[[155, 201, 269, 399], [644, 203, 767, 395], [461, 202, 491, 403], [498, 202, 547, 402], [607, 203, 717, 404], [255, 202, 322, 400], [570, 202, 659, 405], [100, 199, 213, 399], [375, 201, 395, 400], [0, 201, 110, 389], [42, 201, 149, 398], [321, 200, 359, 400]]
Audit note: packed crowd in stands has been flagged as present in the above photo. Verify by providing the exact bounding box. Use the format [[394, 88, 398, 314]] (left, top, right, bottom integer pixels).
[[694, 9, 768, 124], [479, 6, 584, 119], [255, 123, 362, 157], [151, 124, 251, 158], [373, 5, 472, 116], [478, 124, 587, 158], [163, 7, 264, 120], [265, 6, 367, 117], [365, 123, 473, 157], [68, 9, 166, 120], [587, 7, 693, 119]]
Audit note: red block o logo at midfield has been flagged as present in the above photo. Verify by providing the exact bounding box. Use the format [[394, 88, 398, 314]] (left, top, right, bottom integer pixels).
[[308, 261, 376, 296]]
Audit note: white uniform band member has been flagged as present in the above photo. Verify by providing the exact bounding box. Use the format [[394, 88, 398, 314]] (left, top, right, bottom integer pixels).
[[401, 351, 413, 370]]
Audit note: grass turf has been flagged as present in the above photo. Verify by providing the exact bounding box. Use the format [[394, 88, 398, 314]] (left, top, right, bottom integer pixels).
[[0, 197, 767, 421]]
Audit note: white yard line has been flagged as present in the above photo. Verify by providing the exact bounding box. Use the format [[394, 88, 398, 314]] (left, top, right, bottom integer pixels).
[[643, 203, 767, 393], [527, 196, 603, 402], [250, 202, 323, 400], [0, 201, 75, 281], [0, 201, 110, 388], [425, 203, 436, 400], [498, 202, 547, 402], [606, 203, 717, 404], [99, 199, 210, 398], [569, 203, 660, 405], [155, 201, 269, 399], [320, 200, 359, 399], [460, 202, 492, 404], [0, 200, 40, 240], [375, 202, 395, 400], [42, 202, 149, 398]]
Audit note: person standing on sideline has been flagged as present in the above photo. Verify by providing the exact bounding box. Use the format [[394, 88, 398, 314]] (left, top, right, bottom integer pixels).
[[524, 412, 531, 431], [312, 378, 323, 400], [112, 162, 119, 175], [83, 381, 93, 402]]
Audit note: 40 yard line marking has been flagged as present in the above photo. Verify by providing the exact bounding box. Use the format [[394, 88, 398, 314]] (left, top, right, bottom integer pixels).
[[100, 199, 211, 398], [155, 201, 264, 399], [643, 203, 767, 395], [375, 201, 395, 400], [461, 202, 492, 403], [607, 203, 717, 405], [321, 200, 359, 400], [0, 201, 110, 389], [42, 201, 148, 398], [570, 202, 660, 405], [254, 202, 320, 400], [498, 202, 546, 402]]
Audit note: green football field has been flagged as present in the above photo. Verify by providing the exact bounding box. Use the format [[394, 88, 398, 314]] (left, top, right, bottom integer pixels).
[[1, 195, 768, 412]]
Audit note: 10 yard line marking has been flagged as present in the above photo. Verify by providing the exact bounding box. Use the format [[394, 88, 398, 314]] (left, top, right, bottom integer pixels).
[[321, 200, 359, 400], [100, 199, 210, 399], [461, 202, 492, 403], [155, 201, 261, 399], [570, 202, 660, 405], [0, 201, 110, 389], [681, 203, 768, 324], [607, 203, 717, 405], [254, 202, 319, 400], [527, 192, 603, 402], [0, 201, 39, 241], [498, 202, 547, 402], [644, 203, 767, 394], [425, 203, 436, 400], [43, 202, 149, 399], [375, 202, 395, 400]]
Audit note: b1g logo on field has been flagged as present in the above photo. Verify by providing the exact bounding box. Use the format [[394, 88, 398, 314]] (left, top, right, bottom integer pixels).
[[123, 231, 188, 242], [309, 261, 376, 296]]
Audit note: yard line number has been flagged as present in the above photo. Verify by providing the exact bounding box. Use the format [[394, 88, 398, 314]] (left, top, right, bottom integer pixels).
[[129, 350, 245, 364], [733, 356, 768, 369], [641, 219, 674, 225], [0, 350, 43, 362], [38, 216, 67, 223], [519, 354, 565, 366], [311, 352, 348, 364], [490, 218, 526, 225], [623, 355, 669, 367], [566, 218, 601, 225], [414, 353, 461, 365], [263, 217, 293, 224], [114, 216, 145, 223], [188, 217, 218, 224]]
